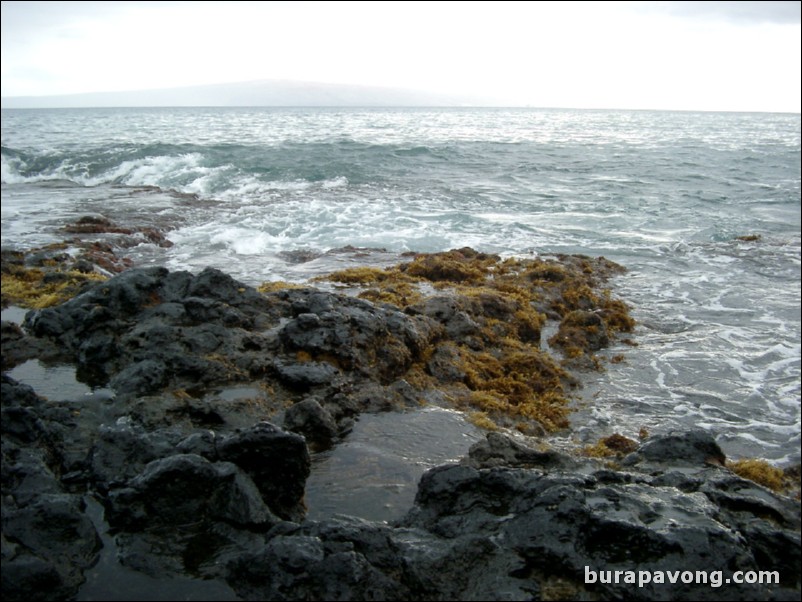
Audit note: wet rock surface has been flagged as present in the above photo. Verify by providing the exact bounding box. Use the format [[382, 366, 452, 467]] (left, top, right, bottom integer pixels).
[[223, 430, 801, 601], [4, 378, 800, 601], [12, 417, 788, 602], [2, 255, 800, 601]]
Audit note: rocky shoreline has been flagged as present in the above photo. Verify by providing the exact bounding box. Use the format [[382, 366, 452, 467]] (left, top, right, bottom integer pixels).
[[2, 221, 800, 600]]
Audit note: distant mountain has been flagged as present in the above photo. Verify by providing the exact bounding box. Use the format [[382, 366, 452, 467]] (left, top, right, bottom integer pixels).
[[1, 79, 496, 108]]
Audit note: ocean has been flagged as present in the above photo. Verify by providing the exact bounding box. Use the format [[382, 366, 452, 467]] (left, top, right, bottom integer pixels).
[[1, 106, 800, 465]]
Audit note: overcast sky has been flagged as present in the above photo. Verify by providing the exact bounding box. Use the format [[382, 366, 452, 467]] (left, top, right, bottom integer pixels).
[[1, 0, 800, 112]]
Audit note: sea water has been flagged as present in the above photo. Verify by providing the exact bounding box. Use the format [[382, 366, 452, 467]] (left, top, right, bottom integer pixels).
[[2, 106, 800, 463]]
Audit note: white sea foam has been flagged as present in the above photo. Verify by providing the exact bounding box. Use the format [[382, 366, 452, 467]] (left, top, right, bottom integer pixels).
[[210, 227, 277, 256], [1, 154, 29, 184], [321, 176, 349, 189], [89, 153, 206, 187]]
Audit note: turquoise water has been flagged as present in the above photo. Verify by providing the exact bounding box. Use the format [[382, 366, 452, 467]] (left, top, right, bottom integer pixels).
[[2, 107, 800, 462]]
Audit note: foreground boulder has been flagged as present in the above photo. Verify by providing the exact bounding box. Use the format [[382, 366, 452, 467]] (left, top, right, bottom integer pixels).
[[106, 453, 279, 531], [1, 377, 102, 600], [399, 453, 800, 600], [1, 374, 312, 599]]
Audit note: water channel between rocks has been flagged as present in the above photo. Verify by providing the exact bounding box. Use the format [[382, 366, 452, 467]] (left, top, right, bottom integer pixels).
[[6, 351, 486, 525], [304, 406, 484, 522]]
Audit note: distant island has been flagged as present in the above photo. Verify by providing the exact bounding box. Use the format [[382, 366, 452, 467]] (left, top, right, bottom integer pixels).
[[1, 79, 496, 109]]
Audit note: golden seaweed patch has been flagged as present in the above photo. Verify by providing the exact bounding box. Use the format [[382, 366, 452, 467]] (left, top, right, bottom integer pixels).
[[256, 281, 307, 293], [308, 248, 635, 433], [1, 267, 107, 309], [728, 458, 785, 492]]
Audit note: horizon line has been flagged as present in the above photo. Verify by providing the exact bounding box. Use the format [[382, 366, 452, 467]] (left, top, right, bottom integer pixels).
[[2, 104, 800, 115], [3, 78, 798, 115]]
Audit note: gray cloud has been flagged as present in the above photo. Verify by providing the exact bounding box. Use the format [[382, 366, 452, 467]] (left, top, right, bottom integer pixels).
[[641, 1, 801, 25]]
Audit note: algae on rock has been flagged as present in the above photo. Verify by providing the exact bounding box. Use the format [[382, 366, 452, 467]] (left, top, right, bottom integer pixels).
[[313, 248, 636, 432]]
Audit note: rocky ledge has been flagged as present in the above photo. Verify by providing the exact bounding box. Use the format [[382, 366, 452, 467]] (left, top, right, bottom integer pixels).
[[2, 249, 800, 601]]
